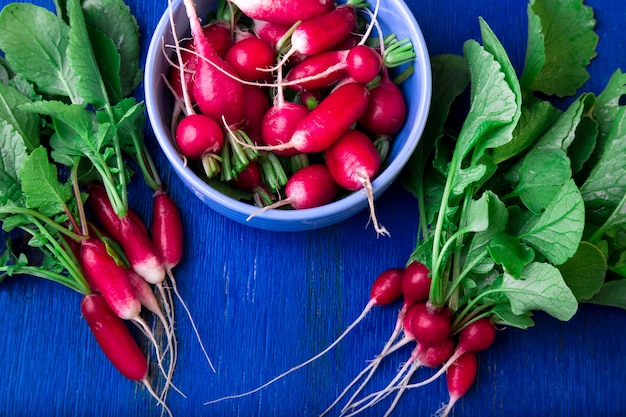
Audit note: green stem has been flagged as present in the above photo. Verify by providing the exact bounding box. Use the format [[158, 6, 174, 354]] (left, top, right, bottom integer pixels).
[[0, 207, 84, 242], [0, 265, 85, 294]]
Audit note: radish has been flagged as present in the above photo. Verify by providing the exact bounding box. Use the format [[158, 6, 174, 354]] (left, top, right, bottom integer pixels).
[[81, 293, 173, 416], [86, 184, 166, 285], [80, 237, 142, 321], [287, 5, 358, 58], [230, 160, 262, 191], [441, 352, 478, 417], [167, 21, 233, 103], [401, 261, 432, 305], [225, 37, 275, 81], [292, 82, 370, 153], [246, 164, 338, 219], [81, 293, 147, 381], [358, 71, 407, 136], [181, 0, 244, 126], [151, 190, 183, 271], [227, 0, 335, 26], [324, 128, 389, 236], [205, 267, 404, 405], [151, 189, 216, 373], [284, 50, 350, 91], [410, 301, 451, 346], [80, 236, 177, 394], [252, 19, 291, 50], [400, 317, 496, 391], [346, 44, 383, 84], [174, 113, 224, 178], [260, 101, 309, 157]]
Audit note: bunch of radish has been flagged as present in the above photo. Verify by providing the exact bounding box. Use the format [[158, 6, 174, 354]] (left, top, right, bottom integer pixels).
[[205, 261, 496, 415], [164, 0, 416, 235]]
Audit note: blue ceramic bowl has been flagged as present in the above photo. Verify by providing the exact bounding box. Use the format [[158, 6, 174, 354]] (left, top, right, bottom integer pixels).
[[145, 0, 431, 232]]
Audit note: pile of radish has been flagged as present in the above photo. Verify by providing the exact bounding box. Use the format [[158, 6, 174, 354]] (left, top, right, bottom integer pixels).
[[164, 0, 416, 235], [0, 0, 218, 414], [204, 0, 626, 414]]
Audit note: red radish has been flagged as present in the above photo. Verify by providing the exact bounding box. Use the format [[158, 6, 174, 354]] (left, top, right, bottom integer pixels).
[[370, 267, 404, 306], [403, 318, 496, 392], [346, 45, 382, 84], [201, 20, 234, 58], [117, 214, 166, 285], [80, 237, 141, 321], [168, 21, 233, 103], [205, 267, 406, 405], [401, 261, 432, 306], [81, 293, 173, 416], [291, 82, 370, 153], [86, 183, 146, 242], [151, 190, 183, 271], [359, 72, 407, 136], [81, 293, 148, 380], [278, 5, 358, 65], [324, 128, 389, 236], [175, 113, 224, 159], [231, 161, 262, 191], [246, 164, 338, 220], [260, 101, 309, 157], [225, 37, 275, 81], [227, 0, 335, 26], [252, 19, 291, 50], [86, 184, 165, 285], [284, 50, 350, 91], [417, 337, 456, 368], [241, 85, 271, 143], [441, 352, 478, 417], [151, 189, 216, 373], [410, 301, 451, 346], [181, 0, 244, 126]]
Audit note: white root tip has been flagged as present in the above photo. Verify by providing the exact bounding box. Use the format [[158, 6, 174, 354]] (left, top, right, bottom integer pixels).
[[359, 173, 390, 238]]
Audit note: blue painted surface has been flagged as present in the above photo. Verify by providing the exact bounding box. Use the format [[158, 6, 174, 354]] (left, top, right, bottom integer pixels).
[[0, 0, 625, 416]]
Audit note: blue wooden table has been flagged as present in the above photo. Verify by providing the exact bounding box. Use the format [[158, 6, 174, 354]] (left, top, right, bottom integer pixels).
[[1, 0, 625, 416]]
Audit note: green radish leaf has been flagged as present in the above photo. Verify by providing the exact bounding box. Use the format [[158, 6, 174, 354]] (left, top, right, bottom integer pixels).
[[519, 179, 585, 265], [0, 121, 27, 184], [568, 115, 598, 175], [473, 18, 522, 160], [466, 191, 509, 274], [18, 146, 73, 218], [0, 3, 80, 101], [0, 83, 40, 151], [66, 0, 109, 108], [557, 241, 606, 301], [20, 100, 95, 140], [515, 148, 572, 214], [522, 0, 598, 97], [456, 40, 518, 164], [451, 164, 487, 197], [492, 100, 560, 165], [87, 26, 122, 104], [579, 107, 626, 224], [501, 261, 578, 321], [519, 3, 545, 96], [534, 94, 595, 151], [490, 303, 535, 329], [463, 192, 491, 233], [81, 0, 142, 97], [585, 279, 626, 309], [488, 233, 535, 278]]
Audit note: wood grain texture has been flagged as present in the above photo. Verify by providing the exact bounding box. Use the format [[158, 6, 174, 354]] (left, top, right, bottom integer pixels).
[[1, 0, 625, 416]]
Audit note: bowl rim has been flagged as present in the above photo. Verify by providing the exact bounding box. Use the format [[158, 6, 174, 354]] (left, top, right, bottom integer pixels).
[[144, 0, 432, 231]]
